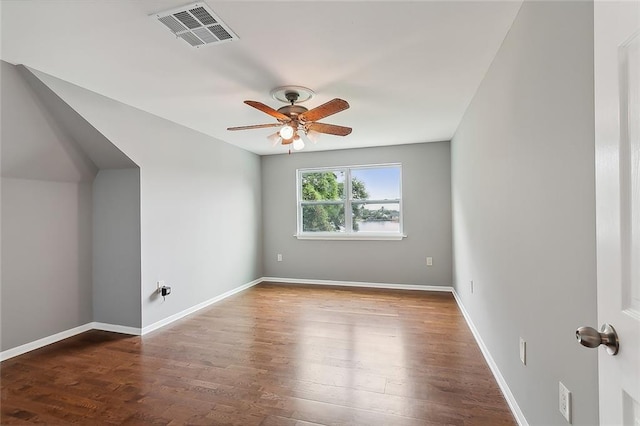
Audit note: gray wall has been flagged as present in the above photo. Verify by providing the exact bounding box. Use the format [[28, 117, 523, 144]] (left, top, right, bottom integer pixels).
[[28, 68, 263, 329], [92, 168, 141, 328], [451, 2, 597, 425], [262, 142, 452, 286], [1, 61, 94, 351]]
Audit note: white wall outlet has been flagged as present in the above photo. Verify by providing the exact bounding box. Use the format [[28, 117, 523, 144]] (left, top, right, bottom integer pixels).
[[426, 257, 433, 266], [559, 381, 572, 423], [470, 280, 474, 293], [519, 337, 526, 365], [277, 254, 282, 262], [157, 280, 165, 293]]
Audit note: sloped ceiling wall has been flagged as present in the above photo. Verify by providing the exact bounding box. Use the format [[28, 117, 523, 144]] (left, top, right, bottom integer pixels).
[[16, 64, 138, 171], [23, 65, 263, 329], [1, 61, 97, 182]]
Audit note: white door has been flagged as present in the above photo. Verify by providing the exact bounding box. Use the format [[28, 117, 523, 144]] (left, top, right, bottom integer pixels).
[[594, 1, 640, 424]]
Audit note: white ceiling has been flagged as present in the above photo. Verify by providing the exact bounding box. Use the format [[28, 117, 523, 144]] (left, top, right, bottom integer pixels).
[[0, 1, 522, 155]]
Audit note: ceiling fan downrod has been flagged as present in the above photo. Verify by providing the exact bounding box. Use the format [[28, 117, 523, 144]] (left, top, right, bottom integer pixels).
[[285, 91, 299, 105]]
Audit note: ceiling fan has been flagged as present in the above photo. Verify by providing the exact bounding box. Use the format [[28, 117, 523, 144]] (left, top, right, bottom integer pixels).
[[227, 86, 352, 151]]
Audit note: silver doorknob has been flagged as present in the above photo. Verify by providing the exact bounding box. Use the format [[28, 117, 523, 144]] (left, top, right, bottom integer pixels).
[[576, 323, 619, 355]]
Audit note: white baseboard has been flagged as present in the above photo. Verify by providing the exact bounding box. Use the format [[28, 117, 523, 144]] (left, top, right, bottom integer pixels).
[[141, 277, 262, 335], [262, 277, 453, 292], [92, 322, 141, 336], [0, 322, 144, 362], [1, 278, 261, 361], [0, 323, 93, 362], [452, 289, 528, 426], [1, 278, 438, 362]]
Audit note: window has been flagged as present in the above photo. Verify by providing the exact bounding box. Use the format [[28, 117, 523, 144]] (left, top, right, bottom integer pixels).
[[296, 164, 403, 240]]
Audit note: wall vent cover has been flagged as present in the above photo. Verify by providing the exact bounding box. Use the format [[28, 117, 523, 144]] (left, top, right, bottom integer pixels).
[[152, 2, 238, 48]]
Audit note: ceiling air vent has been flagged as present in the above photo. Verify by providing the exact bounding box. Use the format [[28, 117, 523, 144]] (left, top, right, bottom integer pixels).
[[153, 2, 238, 48]]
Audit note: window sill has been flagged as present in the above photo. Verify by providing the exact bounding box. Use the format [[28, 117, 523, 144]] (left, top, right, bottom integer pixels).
[[294, 233, 407, 241]]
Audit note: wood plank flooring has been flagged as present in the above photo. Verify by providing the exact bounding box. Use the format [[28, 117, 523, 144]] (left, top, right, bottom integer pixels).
[[1, 283, 516, 425]]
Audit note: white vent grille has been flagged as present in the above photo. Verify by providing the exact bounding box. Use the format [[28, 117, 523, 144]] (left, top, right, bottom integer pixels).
[[153, 2, 238, 48]]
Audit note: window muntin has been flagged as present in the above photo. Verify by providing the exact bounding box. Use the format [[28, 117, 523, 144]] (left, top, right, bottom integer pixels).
[[297, 164, 403, 239]]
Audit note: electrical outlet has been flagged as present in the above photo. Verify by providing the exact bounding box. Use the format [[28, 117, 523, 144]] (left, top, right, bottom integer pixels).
[[426, 257, 433, 266], [470, 280, 474, 293], [277, 254, 283, 262], [559, 381, 571, 423], [519, 338, 526, 365]]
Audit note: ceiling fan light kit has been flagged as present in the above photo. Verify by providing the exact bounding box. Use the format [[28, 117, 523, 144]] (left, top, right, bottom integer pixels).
[[227, 86, 352, 152]]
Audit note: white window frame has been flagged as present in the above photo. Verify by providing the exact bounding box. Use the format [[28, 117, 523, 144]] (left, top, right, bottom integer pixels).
[[295, 163, 405, 240]]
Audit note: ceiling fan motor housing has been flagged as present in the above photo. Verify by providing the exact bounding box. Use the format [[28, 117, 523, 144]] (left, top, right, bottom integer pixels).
[[277, 104, 308, 118]]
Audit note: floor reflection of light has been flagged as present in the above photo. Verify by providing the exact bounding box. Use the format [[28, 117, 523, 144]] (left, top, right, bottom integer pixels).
[[292, 291, 408, 414]]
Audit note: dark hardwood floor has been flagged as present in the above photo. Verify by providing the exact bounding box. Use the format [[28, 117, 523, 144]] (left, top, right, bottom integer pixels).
[[1, 283, 515, 425]]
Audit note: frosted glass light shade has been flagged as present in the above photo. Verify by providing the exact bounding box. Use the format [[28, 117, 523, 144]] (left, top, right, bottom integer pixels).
[[307, 130, 320, 143], [292, 137, 305, 151], [267, 132, 281, 146], [279, 125, 294, 140], [299, 131, 312, 146]]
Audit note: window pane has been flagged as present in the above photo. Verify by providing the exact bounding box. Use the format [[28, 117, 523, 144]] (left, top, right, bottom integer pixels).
[[302, 204, 345, 232], [351, 167, 400, 200], [353, 203, 400, 233], [301, 171, 345, 201]]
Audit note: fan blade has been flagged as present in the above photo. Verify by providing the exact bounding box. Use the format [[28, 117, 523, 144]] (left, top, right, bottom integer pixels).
[[307, 122, 352, 136], [299, 98, 349, 122], [245, 100, 291, 121], [227, 123, 283, 131]]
